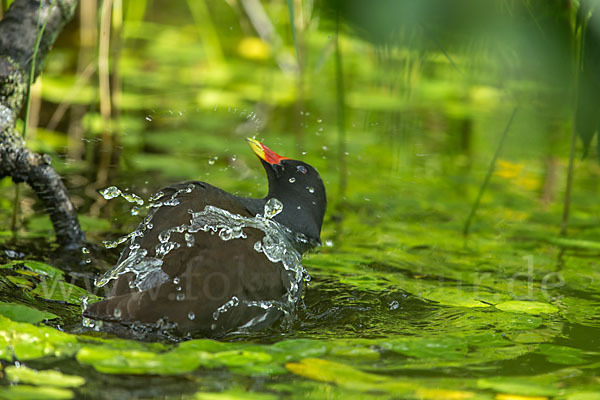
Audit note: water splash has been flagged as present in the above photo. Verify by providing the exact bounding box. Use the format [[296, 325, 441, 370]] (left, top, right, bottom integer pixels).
[[263, 198, 283, 219], [213, 296, 240, 321], [184, 233, 195, 247], [102, 230, 144, 249], [100, 186, 144, 206], [95, 185, 197, 291], [94, 187, 316, 333]]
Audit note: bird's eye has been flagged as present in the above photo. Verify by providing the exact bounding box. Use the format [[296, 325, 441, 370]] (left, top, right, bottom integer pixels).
[[297, 165, 308, 174]]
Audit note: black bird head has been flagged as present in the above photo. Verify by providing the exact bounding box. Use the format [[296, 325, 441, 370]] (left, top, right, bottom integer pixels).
[[246, 138, 327, 247]]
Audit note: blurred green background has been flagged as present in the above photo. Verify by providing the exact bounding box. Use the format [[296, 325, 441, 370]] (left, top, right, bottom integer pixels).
[[1, 1, 600, 399], [1, 0, 598, 240]]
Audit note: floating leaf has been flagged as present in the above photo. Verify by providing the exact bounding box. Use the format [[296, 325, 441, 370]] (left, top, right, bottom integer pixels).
[[0, 302, 57, 323], [0, 261, 64, 280], [268, 339, 329, 362], [210, 350, 272, 367], [5, 365, 85, 387], [195, 389, 279, 400], [0, 385, 74, 400], [477, 377, 559, 396], [537, 344, 586, 365], [31, 277, 95, 305], [415, 388, 476, 400], [0, 316, 78, 361], [76, 346, 207, 375], [567, 392, 600, 400], [496, 395, 548, 400], [495, 301, 558, 314], [380, 337, 467, 360], [421, 287, 494, 308], [285, 358, 390, 392]]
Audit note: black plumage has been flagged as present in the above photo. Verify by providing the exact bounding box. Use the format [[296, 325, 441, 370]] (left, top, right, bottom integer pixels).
[[84, 139, 326, 336]]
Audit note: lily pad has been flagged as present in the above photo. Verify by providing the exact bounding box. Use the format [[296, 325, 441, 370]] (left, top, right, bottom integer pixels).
[[495, 301, 559, 314], [537, 344, 586, 365], [31, 277, 94, 305], [194, 389, 279, 400], [0, 385, 74, 400], [0, 316, 78, 361], [285, 358, 391, 392], [381, 337, 468, 360], [5, 365, 85, 387], [0, 302, 57, 323], [76, 345, 208, 375], [477, 377, 559, 396]]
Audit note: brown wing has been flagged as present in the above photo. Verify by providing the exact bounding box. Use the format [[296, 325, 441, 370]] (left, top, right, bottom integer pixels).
[[84, 181, 290, 336]]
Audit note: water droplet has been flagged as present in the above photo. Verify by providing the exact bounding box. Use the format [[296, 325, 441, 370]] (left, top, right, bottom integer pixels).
[[99, 186, 143, 205], [317, 118, 322, 123], [173, 277, 180, 285], [264, 198, 283, 219], [145, 115, 152, 121], [306, 186, 315, 194], [231, 154, 237, 161], [149, 191, 164, 202], [176, 293, 185, 301], [185, 232, 195, 247], [325, 240, 334, 247], [213, 296, 240, 320], [113, 308, 122, 318], [389, 300, 400, 311], [322, 146, 328, 151], [176, 286, 182, 291], [289, 177, 296, 183], [297, 165, 307, 174], [208, 156, 218, 165], [122, 192, 144, 205], [100, 186, 121, 200], [188, 312, 195, 320], [302, 151, 307, 155], [297, 205, 301, 210], [81, 247, 90, 254]]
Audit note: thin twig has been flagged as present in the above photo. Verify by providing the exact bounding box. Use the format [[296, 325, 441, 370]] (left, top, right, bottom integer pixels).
[[13, 0, 55, 238], [286, 0, 299, 62], [96, 0, 113, 188], [561, 15, 585, 236], [463, 107, 518, 236], [23, 0, 54, 140], [335, 12, 347, 202], [46, 62, 96, 132]]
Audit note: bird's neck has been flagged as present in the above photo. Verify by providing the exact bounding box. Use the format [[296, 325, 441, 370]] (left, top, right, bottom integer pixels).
[[238, 195, 320, 253]]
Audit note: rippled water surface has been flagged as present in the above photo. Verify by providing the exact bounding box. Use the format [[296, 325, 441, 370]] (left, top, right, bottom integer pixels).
[[1, 150, 600, 399], [3, 0, 600, 396]]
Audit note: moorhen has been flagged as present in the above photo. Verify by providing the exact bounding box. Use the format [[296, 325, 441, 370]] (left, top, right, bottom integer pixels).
[[84, 138, 326, 336]]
